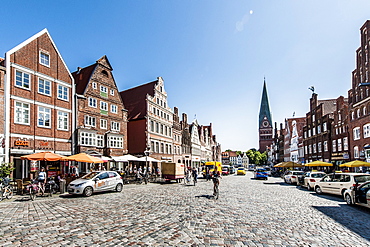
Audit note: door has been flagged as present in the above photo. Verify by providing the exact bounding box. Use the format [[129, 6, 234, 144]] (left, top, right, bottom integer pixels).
[[94, 172, 109, 191]]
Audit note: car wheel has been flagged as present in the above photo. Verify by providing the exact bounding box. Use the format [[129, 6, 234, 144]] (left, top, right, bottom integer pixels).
[[345, 194, 353, 205], [83, 186, 93, 197], [115, 183, 123, 192], [307, 184, 312, 191], [315, 186, 322, 194]]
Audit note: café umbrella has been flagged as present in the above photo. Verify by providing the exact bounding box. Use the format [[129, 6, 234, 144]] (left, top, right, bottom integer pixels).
[[339, 160, 370, 168], [21, 151, 66, 161], [280, 161, 304, 168], [305, 160, 333, 167], [273, 162, 284, 168], [62, 153, 104, 163]]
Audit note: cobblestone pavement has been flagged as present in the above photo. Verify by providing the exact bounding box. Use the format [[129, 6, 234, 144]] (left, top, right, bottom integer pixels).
[[1, 172, 370, 246]]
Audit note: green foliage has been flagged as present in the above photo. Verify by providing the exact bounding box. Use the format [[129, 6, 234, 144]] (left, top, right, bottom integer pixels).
[[245, 149, 267, 166], [0, 163, 14, 178]]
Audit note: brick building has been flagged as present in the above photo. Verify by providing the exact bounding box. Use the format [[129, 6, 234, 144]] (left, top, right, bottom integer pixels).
[[180, 113, 192, 167], [348, 20, 370, 162], [0, 59, 5, 163], [3, 29, 74, 179], [172, 107, 182, 163], [331, 96, 350, 166], [303, 93, 336, 164], [120, 77, 173, 166], [72, 56, 128, 171], [283, 117, 306, 163], [259, 80, 273, 152]]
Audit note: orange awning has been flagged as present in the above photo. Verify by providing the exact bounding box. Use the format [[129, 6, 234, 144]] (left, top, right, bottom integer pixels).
[[62, 153, 104, 163], [21, 152, 66, 161]]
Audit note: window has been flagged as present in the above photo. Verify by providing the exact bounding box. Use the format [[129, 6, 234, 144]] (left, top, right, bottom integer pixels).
[[156, 123, 159, 133], [39, 51, 50, 67], [110, 104, 117, 114], [92, 82, 97, 89], [304, 131, 307, 139], [338, 138, 342, 152], [353, 127, 361, 140], [97, 135, 104, 148], [150, 121, 154, 132], [323, 122, 327, 132], [80, 132, 96, 146], [308, 129, 311, 137], [317, 125, 321, 134], [38, 106, 51, 127], [88, 97, 97, 108], [352, 111, 355, 120], [100, 119, 107, 129], [308, 145, 312, 154], [313, 143, 316, 153], [161, 143, 164, 153], [111, 121, 120, 131], [58, 85, 68, 101], [108, 136, 123, 148], [332, 140, 337, 152], [354, 146, 359, 159], [100, 101, 108, 110], [312, 127, 316, 136], [57, 111, 68, 130], [304, 145, 307, 155], [364, 124, 370, 138], [100, 86, 108, 97], [110, 89, 114, 96], [84, 115, 96, 127], [38, 78, 51, 96], [364, 107, 367, 116], [15, 70, 30, 89], [357, 109, 361, 118], [151, 141, 154, 152], [343, 137, 348, 151], [318, 142, 322, 153], [15, 101, 30, 124], [324, 141, 328, 152]]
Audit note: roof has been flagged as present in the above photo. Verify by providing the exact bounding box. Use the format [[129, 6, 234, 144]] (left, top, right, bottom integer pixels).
[[120, 79, 157, 120], [72, 64, 96, 94], [259, 79, 272, 127]]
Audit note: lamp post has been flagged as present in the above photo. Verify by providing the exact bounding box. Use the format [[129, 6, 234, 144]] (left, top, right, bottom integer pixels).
[[144, 147, 150, 183]]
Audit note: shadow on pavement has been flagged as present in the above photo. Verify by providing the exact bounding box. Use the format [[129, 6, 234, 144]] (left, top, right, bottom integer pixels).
[[195, 194, 216, 200], [313, 204, 370, 241], [310, 193, 345, 202]]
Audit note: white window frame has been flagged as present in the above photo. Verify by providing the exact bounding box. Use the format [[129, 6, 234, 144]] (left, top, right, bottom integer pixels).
[[323, 122, 327, 132], [364, 124, 370, 138], [313, 143, 316, 153], [110, 104, 118, 114], [107, 135, 123, 148], [100, 85, 108, 98], [57, 111, 69, 131], [15, 70, 31, 90], [80, 132, 96, 146], [354, 146, 359, 159], [97, 134, 104, 148], [100, 101, 108, 111], [39, 51, 50, 67], [324, 141, 328, 152], [38, 106, 51, 128], [353, 127, 361, 140], [38, 78, 51, 96], [84, 115, 96, 127], [92, 82, 97, 89], [337, 138, 342, 152], [332, 140, 337, 152], [318, 142, 322, 153], [343, 137, 348, 151], [57, 84, 69, 101], [14, 101, 30, 125], [100, 119, 107, 129], [110, 89, 114, 96], [111, 121, 120, 131], [317, 125, 321, 134], [88, 97, 97, 108]]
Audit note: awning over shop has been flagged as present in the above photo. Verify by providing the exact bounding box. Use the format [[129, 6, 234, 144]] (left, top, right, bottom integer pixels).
[[136, 156, 161, 162], [21, 151, 66, 161], [62, 153, 104, 163], [305, 160, 333, 167], [339, 160, 370, 167], [112, 154, 141, 162]]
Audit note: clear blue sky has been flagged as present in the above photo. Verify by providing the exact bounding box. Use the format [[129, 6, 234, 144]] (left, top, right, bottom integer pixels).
[[2, 1, 370, 151]]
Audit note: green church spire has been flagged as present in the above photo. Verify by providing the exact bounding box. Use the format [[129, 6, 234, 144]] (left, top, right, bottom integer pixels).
[[259, 78, 272, 127]]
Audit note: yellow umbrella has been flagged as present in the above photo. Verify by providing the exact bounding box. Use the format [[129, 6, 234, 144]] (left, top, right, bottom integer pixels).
[[305, 160, 333, 167], [21, 151, 66, 161], [62, 153, 104, 163], [339, 160, 370, 167], [274, 162, 284, 167], [281, 161, 304, 168]]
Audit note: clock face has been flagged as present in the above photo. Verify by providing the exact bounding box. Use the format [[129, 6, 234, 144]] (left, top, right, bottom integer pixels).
[[263, 121, 269, 127]]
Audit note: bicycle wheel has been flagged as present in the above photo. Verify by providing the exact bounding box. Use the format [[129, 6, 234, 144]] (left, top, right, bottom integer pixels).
[[6, 187, 13, 199], [30, 189, 36, 201], [0, 190, 3, 201]]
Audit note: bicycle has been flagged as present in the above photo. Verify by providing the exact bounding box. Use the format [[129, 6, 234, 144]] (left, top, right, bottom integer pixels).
[[26, 180, 45, 201], [0, 178, 14, 201], [45, 177, 59, 197]]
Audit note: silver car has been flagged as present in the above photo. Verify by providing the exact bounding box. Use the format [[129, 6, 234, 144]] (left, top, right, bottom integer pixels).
[[67, 171, 123, 197]]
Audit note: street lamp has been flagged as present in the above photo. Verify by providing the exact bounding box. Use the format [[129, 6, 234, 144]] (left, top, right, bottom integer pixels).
[[144, 147, 150, 183]]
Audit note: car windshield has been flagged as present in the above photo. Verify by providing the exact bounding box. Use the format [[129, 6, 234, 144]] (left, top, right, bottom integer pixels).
[[222, 168, 228, 171], [238, 168, 244, 170], [82, 172, 100, 180], [257, 169, 266, 172], [354, 175, 370, 183], [311, 173, 325, 178], [293, 171, 304, 175]]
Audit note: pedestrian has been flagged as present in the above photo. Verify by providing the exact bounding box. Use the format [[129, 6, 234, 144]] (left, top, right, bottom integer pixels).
[[37, 167, 47, 190]]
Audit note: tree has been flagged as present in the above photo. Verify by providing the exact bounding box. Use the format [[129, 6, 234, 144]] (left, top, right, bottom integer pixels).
[[245, 149, 267, 166], [0, 163, 14, 178]]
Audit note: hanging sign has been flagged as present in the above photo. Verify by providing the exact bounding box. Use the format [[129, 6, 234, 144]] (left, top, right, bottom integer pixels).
[[30, 160, 38, 172]]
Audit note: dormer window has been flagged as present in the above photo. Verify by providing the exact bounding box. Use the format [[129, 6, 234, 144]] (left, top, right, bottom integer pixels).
[[102, 70, 109, 77], [39, 51, 50, 67]]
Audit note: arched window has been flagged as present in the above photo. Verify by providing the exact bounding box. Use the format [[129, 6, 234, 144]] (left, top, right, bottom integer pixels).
[[102, 70, 109, 77]]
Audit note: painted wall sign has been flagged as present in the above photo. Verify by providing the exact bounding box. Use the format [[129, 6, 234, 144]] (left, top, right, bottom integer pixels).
[[15, 140, 30, 146]]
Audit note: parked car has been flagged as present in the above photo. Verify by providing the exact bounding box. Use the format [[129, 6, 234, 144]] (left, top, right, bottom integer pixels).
[[284, 171, 305, 184], [237, 167, 246, 175], [254, 168, 268, 180], [222, 167, 230, 175], [314, 173, 370, 196], [67, 171, 123, 197], [343, 181, 370, 208], [301, 171, 326, 190]]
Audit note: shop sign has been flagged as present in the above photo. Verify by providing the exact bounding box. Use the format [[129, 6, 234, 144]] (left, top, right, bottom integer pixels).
[[40, 141, 49, 146], [15, 140, 30, 146], [30, 160, 38, 172]]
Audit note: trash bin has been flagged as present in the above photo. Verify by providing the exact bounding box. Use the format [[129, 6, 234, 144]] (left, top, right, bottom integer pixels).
[[59, 179, 66, 194]]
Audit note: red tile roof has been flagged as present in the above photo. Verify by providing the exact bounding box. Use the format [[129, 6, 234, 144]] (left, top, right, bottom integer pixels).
[[120, 79, 157, 120], [71, 63, 96, 94]]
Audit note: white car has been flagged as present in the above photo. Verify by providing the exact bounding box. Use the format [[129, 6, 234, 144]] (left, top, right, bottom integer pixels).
[[343, 181, 370, 208], [67, 171, 123, 197], [315, 173, 370, 196], [302, 172, 326, 190], [284, 171, 305, 184]]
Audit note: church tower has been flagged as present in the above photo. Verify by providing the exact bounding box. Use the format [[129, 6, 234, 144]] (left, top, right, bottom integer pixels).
[[258, 79, 273, 152]]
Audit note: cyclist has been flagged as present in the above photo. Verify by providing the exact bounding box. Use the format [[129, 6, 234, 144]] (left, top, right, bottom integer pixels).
[[211, 167, 221, 196]]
